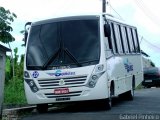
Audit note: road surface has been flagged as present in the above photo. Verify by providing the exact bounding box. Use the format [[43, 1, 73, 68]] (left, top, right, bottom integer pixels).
[[22, 88, 160, 120]]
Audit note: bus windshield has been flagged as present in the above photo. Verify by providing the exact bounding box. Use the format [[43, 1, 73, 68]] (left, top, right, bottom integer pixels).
[[26, 17, 100, 70]]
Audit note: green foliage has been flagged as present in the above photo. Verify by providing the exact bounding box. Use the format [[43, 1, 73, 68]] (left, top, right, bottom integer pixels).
[[0, 6, 17, 43], [4, 77, 27, 104], [20, 30, 25, 47], [5, 56, 12, 82], [4, 47, 26, 104]]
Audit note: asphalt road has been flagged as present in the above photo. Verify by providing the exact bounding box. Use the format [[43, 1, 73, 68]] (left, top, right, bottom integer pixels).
[[22, 88, 160, 120]]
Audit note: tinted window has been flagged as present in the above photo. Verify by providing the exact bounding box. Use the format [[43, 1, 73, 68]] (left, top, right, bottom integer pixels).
[[113, 24, 123, 53], [127, 27, 135, 53], [132, 29, 140, 53], [111, 23, 118, 54], [121, 26, 129, 53], [130, 28, 136, 53], [26, 17, 100, 69], [61, 20, 100, 63], [125, 27, 131, 53]]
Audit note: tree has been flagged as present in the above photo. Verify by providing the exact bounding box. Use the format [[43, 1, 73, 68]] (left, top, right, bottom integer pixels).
[[0, 6, 17, 43], [20, 30, 25, 46]]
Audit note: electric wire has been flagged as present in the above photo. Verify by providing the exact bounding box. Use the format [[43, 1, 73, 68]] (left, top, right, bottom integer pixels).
[[107, 1, 124, 21], [134, 0, 160, 27], [140, 36, 160, 50], [108, 1, 160, 51]]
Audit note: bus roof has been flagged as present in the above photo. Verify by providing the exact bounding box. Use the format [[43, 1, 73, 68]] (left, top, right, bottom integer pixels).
[[31, 12, 136, 28]]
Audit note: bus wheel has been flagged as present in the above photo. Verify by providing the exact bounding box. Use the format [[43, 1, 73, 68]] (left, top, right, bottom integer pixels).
[[37, 104, 48, 113], [126, 79, 135, 100], [106, 83, 114, 110], [126, 86, 134, 100], [106, 96, 112, 110]]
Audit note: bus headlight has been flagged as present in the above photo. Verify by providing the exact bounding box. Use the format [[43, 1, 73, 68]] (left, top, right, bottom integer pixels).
[[95, 64, 104, 73], [29, 81, 34, 87], [87, 64, 105, 88], [87, 73, 104, 88], [92, 75, 98, 80], [24, 71, 30, 78], [88, 81, 96, 88], [25, 79, 39, 93]]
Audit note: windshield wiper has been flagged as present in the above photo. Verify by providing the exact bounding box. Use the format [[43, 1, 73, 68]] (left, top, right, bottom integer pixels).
[[64, 48, 82, 67], [42, 48, 61, 69], [27, 65, 44, 70]]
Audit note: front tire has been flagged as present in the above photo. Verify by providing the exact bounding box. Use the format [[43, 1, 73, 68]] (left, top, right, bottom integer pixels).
[[106, 96, 112, 110], [37, 104, 48, 113], [126, 88, 134, 100], [106, 83, 114, 110]]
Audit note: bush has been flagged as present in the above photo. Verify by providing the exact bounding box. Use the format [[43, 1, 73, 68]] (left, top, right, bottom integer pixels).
[[4, 77, 27, 104]]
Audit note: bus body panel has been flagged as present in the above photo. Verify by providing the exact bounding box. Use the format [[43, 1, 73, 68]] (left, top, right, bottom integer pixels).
[[24, 70, 109, 104], [24, 13, 143, 105], [105, 55, 143, 96]]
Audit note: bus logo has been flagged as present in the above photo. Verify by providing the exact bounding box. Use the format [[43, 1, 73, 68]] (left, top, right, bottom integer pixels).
[[124, 59, 133, 72], [59, 79, 65, 86], [46, 70, 75, 77], [32, 71, 39, 78], [55, 70, 62, 77]]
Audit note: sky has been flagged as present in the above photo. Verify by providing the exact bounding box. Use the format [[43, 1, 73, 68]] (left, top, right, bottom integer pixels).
[[0, 0, 160, 66]]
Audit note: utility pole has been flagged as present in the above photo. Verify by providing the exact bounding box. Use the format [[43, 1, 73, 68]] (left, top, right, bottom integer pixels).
[[102, 0, 106, 13]]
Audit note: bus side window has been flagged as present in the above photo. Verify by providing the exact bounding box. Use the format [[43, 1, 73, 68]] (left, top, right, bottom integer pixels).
[[110, 22, 118, 54], [106, 22, 113, 50], [121, 26, 129, 53], [132, 29, 140, 53], [118, 24, 125, 53], [125, 27, 131, 53], [104, 22, 114, 57], [113, 24, 123, 54], [127, 27, 134, 53], [130, 28, 136, 53]]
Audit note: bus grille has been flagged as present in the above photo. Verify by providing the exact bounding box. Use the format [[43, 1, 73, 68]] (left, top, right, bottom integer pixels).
[[38, 75, 87, 89], [45, 91, 82, 98]]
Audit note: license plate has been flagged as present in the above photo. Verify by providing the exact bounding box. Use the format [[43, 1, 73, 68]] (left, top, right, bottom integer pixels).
[[54, 88, 69, 94], [145, 80, 152, 82], [56, 97, 70, 101]]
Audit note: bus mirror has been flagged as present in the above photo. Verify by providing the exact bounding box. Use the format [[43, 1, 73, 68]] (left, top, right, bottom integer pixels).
[[24, 22, 32, 46], [24, 31, 28, 45], [104, 24, 111, 37]]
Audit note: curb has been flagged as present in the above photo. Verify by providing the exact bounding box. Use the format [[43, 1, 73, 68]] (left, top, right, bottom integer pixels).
[[2, 106, 36, 120]]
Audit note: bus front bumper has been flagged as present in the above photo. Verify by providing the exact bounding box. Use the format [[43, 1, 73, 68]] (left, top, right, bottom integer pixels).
[[24, 77, 109, 104]]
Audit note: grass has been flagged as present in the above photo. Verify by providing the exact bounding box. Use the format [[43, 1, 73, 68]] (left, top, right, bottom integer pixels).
[[4, 77, 27, 105]]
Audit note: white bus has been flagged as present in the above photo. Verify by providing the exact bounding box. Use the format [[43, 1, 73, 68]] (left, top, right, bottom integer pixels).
[[24, 13, 143, 112]]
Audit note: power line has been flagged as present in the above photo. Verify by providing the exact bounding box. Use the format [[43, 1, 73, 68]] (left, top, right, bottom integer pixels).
[[107, 1, 160, 52], [141, 37, 160, 50], [107, 1, 124, 21], [138, 34, 160, 50], [134, 0, 160, 27]]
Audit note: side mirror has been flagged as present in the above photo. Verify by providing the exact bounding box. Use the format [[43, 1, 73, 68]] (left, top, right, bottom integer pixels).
[[104, 23, 111, 37], [24, 22, 32, 45]]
